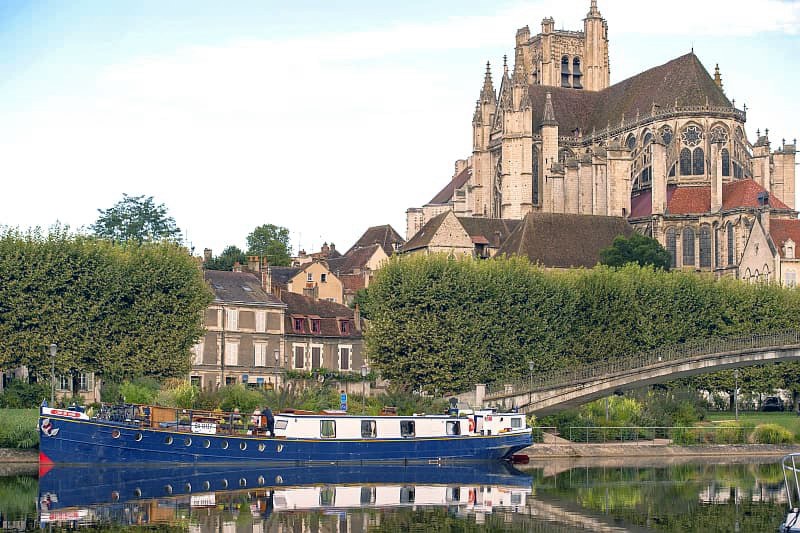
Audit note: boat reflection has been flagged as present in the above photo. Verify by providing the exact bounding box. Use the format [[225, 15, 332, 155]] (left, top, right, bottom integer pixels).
[[38, 462, 532, 529]]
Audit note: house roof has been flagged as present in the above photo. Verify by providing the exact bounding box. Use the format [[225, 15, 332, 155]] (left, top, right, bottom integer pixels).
[[427, 166, 472, 205], [280, 291, 361, 338], [496, 212, 634, 268], [268, 266, 300, 287], [328, 243, 383, 275], [770, 219, 800, 256], [401, 211, 451, 252], [528, 53, 730, 135], [204, 270, 285, 306], [340, 273, 367, 292], [458, 217, 521, 247], [346, 225, 404, 256]]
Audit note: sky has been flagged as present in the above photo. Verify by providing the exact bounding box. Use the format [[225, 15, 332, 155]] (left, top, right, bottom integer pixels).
[[2, 0, 799, 257]]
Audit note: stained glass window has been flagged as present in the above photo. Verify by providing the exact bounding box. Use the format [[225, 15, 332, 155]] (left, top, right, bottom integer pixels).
[[661, 126, 673, 145], [727, 222, 735, 266], [722, 149, 730, 177], [626, 135, 636, 150], [692, 147, 705, 175], [666, 228, 677, 268], [681, 125, 703, 147], [683, 227, 696, 266], [680, 148, 692, 175], [699, 226, 712, 268], [710, 126, 728, 143]]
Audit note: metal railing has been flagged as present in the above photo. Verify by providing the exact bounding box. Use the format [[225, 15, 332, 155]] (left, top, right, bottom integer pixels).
[[568, 426, 752, 445], [487, 329, 800, 398]]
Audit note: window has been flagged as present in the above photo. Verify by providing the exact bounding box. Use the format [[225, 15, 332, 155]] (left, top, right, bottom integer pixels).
[[643, 132, 653, 146], [400, 420, 415, 437], [661, 126, 673, 146], [294, 346, 305, 369], [77, 373, 92, 392], [306, 272, 313, 282], [320, 273, 327, 283], [681, 125, 703, 147], [785, 242, 795, 259], [511, 417, 523, 428], [224, 342, 238, 366], [665, 228, 677, 268], [699, 226, 712, 268], [225, 376, 236, 385], [311, 346, 322, 369], [361, 420, 377, 438], [572, 57, 582, 89], [226, 309, 238, 331], [727, 222, 735, 265], [339, 346, 351, 370], [254, 343, 267, 367], [275, 419, 288, 430], [446, 421, 461, 435], [763, 264, 771, 283], [192, 342, 204, 365], [680, 148, 692, 175], [532, 145, 540, 205], [255, 311, 266, 333], [293, 317, 304, 333], [58, 375, 70, 390], [190, 376, 201, 387], [722, 149, 730, 177], [715, 228, 721, 268], [400, 487, 415, 503], [311, 319, 321, 333], [692, 147, 705, 175], [682, 227, 695, 266], [786, 271, 797, 288], [320, 420, 336, 438], [339, 320, 349, 335], [626, 134, 636, 151], [561, 56, 570, 87], [360, 486, 377, 505]]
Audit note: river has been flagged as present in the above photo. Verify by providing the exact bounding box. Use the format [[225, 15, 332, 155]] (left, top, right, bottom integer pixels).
[[0, 456, 792, 532]]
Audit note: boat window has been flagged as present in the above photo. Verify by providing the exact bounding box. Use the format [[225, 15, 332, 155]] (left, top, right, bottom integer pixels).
[[400, 486, 415, 503], [361, 420, 377, 438], [360, 486, 377, 504], [319, 487, 335, 505], [511, 418, 522, 428], [320, 420, 336, 438], [446, 421, 461, 435], [400, 420, 415, 437], [275, 419, 288, 430]]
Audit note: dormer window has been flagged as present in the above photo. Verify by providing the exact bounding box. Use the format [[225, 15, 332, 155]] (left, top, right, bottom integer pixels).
[[293, 317, 304, 333], [339, 320, 349, 335], [311, 318, 321, 333], [786, 241, 795, 259]]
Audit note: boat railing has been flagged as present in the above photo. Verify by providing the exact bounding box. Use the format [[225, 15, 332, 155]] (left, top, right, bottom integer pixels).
[[782, 454, 800, 532]]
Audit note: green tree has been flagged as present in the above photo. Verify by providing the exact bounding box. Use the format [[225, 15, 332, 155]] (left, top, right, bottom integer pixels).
[[91, 193, 182, 244], [205, 245, 247, 271], [246, 224, 291, 266], [600, 233, 671, 270], [0, 227, 212, 389]]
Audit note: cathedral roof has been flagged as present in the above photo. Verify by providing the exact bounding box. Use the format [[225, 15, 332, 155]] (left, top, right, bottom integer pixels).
[[769, 219, 800, 256], [428, 166, 471, 205], [496, 212, 633, 268], [529, 53, 731, 135]]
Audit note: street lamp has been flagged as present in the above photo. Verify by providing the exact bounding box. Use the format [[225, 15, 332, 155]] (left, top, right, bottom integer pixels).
[[734, 369, 739, 421], [274, 350, 280, 388], [528, 361, 535, 392], [360, 365, 368, 413], [49, 343, 57, 406]]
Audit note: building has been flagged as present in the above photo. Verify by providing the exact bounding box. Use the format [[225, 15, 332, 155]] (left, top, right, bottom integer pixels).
[[401, 211, 520, 258], [265, 262, 344, 304], [406, 0, 800, 283]]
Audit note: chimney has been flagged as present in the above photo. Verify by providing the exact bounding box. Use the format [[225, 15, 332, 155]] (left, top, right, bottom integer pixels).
[[261, 267, 272, 293], [247, 255, 260, 272], [233, 261, 242, 273], [494, 230, 502, 248], [329, 243, 335, 254], [354, 304, 362, 332], [204, 248, 212, 263], [321, 242, 330, 257]]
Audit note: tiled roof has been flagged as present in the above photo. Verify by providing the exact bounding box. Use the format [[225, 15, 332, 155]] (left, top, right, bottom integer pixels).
[[328, 244, 382, 275], [428, 166, 471, 205], [268, 267, 299, 288], [722, 179, 790, 210], [667, 186, 711, 214], [496, 212, 633, 268], [770, 219, 800, 256], [280, 292, 360, 338], [347, 225, 404, 256], [529, 53, 730, 135], [340, 273, 367, 291], [458, 217, 521, 247], [401, 211, 450, 252], [204, 270, 285, 306]]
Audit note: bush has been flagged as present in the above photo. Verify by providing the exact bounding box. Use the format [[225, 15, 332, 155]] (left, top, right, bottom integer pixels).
[[0, 381, 49, 408], [715, 421, 753, 444], [0, 409, 38, 449], [751, 423, 794, 444], [218, 385, 263, 413], [156, 382, 199, 409], [119, 381, 157, 405], [671, 426, 697, 445]]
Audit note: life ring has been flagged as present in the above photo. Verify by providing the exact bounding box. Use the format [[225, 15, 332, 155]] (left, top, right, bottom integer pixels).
[[468, 488, 476, 503], [469, 418, 476, 432]]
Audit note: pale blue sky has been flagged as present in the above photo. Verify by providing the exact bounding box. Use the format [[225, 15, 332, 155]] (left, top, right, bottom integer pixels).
[[2, 0, 799, 255]]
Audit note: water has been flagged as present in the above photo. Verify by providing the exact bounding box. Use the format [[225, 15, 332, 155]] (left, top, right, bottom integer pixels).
[[0, 457, 790, 532]]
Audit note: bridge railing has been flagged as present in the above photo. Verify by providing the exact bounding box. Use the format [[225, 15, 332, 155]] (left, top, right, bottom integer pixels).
[[567, 426, 752, 446], [486, 329, 800, 398]]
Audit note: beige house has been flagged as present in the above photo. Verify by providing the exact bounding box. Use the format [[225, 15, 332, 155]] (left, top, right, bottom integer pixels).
[[401, 211, 520, 258], [406, 0, 799, 284], [266, 261, 344, 304]]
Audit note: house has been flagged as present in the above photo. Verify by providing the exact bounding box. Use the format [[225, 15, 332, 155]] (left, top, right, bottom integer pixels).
[[292, 242, 342, 267], [401, 211, 520, 258], [266, 261, 344, 304]]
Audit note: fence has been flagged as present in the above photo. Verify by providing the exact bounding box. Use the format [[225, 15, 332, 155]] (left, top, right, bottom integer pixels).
[[486, 330, 800, 398], [566, 425, 752, 446]]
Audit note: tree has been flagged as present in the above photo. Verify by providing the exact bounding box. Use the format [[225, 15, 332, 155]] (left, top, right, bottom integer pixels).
[[0, 227, 213, 389], [246, 224, 291, 266], [205, 245, 247, 271], [600, 234, 671, 270], [91, 194, 182, 244]]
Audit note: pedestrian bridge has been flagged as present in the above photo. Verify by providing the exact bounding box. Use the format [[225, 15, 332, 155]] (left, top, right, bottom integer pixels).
[[478, 330, 800, 416]]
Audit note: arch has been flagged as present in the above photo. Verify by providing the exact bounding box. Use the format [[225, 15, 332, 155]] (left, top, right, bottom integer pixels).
[[763, 264, 771, 282], [558, 147, 575, 164], [722, 148, 730, 177], [692, 147, 704, 175], [626, 134, 637, 151], [665, 227, 677, 268], [744, 268, 751, 280], [681, 124, 704, 147], [727, 222, 735, 265], [561, 56, 571, 87], [643, 131, 654, 146], [682, 227, 695, 266], [680, 148, 692, 175], [532, 144, 540, 205], [572, 57, 582, 89], [699, 225, 712, 268], [710, 124, 729, 143], [660, 125, 674, 146]]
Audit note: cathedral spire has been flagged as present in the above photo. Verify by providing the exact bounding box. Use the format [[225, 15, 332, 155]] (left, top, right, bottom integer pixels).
[[714, 64, 723, 92], [480, 61, 495, 102], [587, 0, 601, 18], [540, 92, 558, 126]]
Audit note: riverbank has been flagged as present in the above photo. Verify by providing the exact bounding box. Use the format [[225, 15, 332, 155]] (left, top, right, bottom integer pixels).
[[0, 448, 37, 463], [521, 442, 800, 457]]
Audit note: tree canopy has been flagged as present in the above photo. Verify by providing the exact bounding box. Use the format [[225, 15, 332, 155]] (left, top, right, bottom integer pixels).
[[363, 255, 800, 394], [246, 224, 291, 266], [204, 245, 247, 271], [600, 233, 671, 270], [91, 194, 182, 244], [0, 227, 212, 386]]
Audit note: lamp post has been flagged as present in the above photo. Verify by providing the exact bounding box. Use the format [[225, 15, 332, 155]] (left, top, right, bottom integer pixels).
[[49, 343, 57, 405], [274, 350, 280, 388], [528, 361, 535, 392], [360, 365, 368, 413], [734, 369, 739, 421]]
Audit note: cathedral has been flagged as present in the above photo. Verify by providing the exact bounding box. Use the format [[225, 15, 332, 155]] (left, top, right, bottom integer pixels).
[[406, 1, 800, 285]]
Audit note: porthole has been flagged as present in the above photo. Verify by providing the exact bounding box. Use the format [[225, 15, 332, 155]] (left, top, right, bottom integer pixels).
[[239, 478, 247, 487], [134, 432, 143, 442], [133, 488, 142, 498], [203, 439, 210, 448], [165, 436, 173, 445], [276, 444, 283, 453], [221, 479, 228, 489], [184, 483, 192, 492], [111, 430, 121, 439], [275, 475, 283, 484], [258, 443, 265, 452], [240, 441, 247, 451], [257, 476, 265, 486], [164, 484, 173, 495], [202, 481, 210, 491], [111, 491, 119, 502], [184, 437, 192, 447], [221, 440, 229, 450]]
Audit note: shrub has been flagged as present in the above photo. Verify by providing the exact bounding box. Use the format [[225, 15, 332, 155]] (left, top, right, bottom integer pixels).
[[715, 421, 751, 444], [0, 409, 39, 449], [119, 381, 157, 405], [0, 381, 49, 408], [671, 426, 697, 445], [218, 385, 263, 413], [156, 382, 199, 409], [751, 423, 793, 444]]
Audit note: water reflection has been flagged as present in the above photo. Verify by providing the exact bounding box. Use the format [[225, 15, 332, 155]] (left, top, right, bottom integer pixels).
[[0, 457, 791, 532]]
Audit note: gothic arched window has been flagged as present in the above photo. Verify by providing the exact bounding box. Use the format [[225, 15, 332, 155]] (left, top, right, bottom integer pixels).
[[626, 134, 637, 151], [561, 56, 571, 88], [532, 145, 540, 206], [715, 227, 721, 268], [699, 225, 712, 268], [692, 147, 705, 175], [572, 58, 582, 89], [666, 228, 677, 268], [721, 148, 730, 177], [763, 264, 771, 283], [661, 126, 673, 146], [683, 227, 695, 266], [680, 148, 692, 175], [643, 132, 653, 146], [727, 222, 735, 266]]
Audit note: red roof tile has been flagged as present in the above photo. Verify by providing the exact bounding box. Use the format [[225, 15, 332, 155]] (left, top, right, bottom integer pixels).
[[770, 219, 800, 256], [667, 186, 710, 214], [722, 179, 789, 210]]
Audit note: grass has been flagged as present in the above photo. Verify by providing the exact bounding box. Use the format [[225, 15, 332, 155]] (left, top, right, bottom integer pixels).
[[705, 411, 800, 443], [0, 409, 39, 449]]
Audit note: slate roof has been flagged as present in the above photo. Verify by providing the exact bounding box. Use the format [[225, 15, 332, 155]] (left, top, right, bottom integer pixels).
[[204, 270, 285, 306], [401, 211, 450, 252], [428, 166, 472, 205], [770, 219, 800, 256], [496, 212, 633, 268], [629, 179, 791, 217], [346, 225, 404, 256], [458, 217, 521, 247], [328, 243, 382, 275], [268, 267, 300, 288], [281, 291, 360, 338], [529, 53, 730, 135]]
